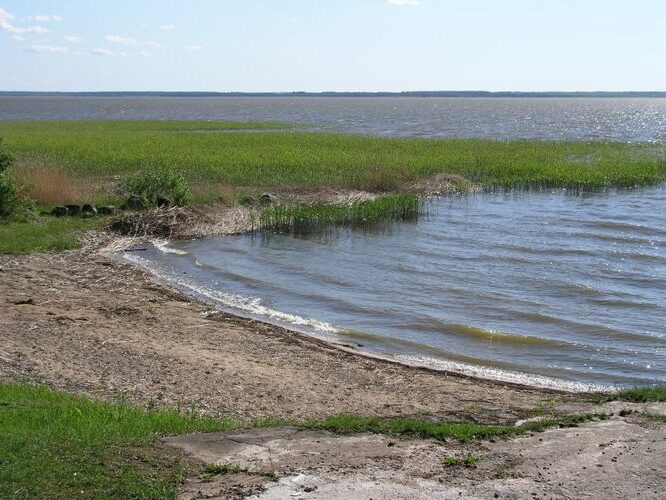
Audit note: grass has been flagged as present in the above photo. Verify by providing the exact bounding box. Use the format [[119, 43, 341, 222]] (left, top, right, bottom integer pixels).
[[0, 382, 238, 499], [605, 386, 666, 403], [1, 121, 664, 206], [442, 454, 481, 467], [1, 120, 664, 249], [256, 194, 421, 233], [300, 413, 609, 443], [0, 216, 104, 254]]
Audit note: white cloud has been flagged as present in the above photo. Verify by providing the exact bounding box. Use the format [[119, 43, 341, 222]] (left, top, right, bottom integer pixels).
[[34, 14, 63, 22], [65, 35, 83, 44], [105, 34, 138, 45], [0, 7, 48, 34], [25, 44, 68, 54], [160, 24, 174, 31], [12, 34, 25, 41], [91, 48, 128, 57], [145, 40, 163, 48], [136, 50, 152, 57], [91, 47, 115, 56], [186, 44, 204, 51], [388, 0, 421, 5]]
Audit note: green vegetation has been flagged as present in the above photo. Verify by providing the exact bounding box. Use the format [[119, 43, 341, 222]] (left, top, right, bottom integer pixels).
[[0, 216, 103, 254], [257, 194, 421, 233], [203, 464, 278, 482], [300, 413, 608, 443], [1, 121, 664, 204], [1, 120, 664, 250], [605, 386, 666, 403], [443, 454, 481, 467], [0, 382, 240, 499], [0, 137, 18, 216], [120, 167, 191, 207]]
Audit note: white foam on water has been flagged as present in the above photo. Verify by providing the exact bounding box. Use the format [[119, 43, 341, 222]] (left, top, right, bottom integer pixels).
[[392, 354, 612, 393], [152, 239, 190, 255], [123, 253, 338, 335]]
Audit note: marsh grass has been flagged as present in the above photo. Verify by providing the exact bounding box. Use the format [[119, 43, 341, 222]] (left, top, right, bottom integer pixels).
[[15, 164, 113, 206], [0, 121, 664, 202], [256, 194, 421, 233]]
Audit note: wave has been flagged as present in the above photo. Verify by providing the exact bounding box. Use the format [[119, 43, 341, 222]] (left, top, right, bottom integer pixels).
[[152, 239, 189, 255], [123, 253, 338, 335]]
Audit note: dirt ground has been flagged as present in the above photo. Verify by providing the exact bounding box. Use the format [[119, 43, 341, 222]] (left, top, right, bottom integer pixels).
[[1, 239, 664, 499]]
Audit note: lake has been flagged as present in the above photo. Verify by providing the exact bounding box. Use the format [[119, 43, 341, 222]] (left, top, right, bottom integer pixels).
[[125, 186, 666, 390], [1, 96, 665, 141]]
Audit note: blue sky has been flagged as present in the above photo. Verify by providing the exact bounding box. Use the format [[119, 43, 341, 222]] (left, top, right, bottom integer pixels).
[[1, 0, 665, 92]]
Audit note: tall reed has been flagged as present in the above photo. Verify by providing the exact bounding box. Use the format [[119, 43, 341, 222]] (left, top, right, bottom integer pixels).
[[257, 195, 422, 234]]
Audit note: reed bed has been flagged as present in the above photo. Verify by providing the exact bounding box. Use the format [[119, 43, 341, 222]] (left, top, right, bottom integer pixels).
[[257, 195, 421, 233], [0, 121, 664, 200]]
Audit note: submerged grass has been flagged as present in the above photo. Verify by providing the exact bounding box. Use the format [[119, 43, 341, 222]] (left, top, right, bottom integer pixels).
[[1, 121, 664, 203], [256, 194, 421, 233]]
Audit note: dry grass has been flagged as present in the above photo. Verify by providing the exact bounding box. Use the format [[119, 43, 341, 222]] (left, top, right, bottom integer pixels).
[[14, 164, 112, 206]]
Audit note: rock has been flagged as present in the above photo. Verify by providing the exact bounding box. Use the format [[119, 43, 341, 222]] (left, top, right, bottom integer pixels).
[[97, 205, 116, 216], [156, 194, 173, 208], [65, 204, 81, 216], [123, 195, 145, 211], [14, 298, 36, 305], [259, 193, 277, 205], [51, 206, 69, 217], [81, 204, 97, 217], [239, 195, 256, 207]]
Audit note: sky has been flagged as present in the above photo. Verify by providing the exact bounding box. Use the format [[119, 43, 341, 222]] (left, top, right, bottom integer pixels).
[[1, 0, 665, 92]]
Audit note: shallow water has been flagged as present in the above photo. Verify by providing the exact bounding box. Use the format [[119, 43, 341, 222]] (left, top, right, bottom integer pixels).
[[126, 187, 666, 389], [2, 96, 665, 141]]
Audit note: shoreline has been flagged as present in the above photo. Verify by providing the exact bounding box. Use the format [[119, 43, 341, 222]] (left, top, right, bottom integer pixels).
[[1, 233, 580, 422], [122, 243, 611, 394]]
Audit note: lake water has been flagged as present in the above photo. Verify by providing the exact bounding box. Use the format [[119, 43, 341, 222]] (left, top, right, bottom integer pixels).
[[125, 186, 666, 390], [2, 96, 665, 141]]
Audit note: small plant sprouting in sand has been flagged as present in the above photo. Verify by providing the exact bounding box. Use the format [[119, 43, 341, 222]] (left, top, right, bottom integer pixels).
[[443, 454, 481, 467]]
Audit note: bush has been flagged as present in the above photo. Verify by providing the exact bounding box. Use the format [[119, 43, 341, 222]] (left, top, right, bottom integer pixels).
[[0, 138, 17, 216], [120, 167, 191, 208]]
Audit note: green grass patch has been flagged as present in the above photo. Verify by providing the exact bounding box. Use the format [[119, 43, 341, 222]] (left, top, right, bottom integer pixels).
[[606, 386, 666, 403], [256, 194, 421, 233], [0, 382, 238, 499], [443, 454, 481, 467], [0, 216, 103, 254], [643, 413, 666, 422], [1, 121, 664, 201], [299, 413, 608, 443]]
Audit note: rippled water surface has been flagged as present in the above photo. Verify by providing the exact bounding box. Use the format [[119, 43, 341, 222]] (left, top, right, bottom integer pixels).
[[127, 187, 666, 389], [2, 96, 665, 141]]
